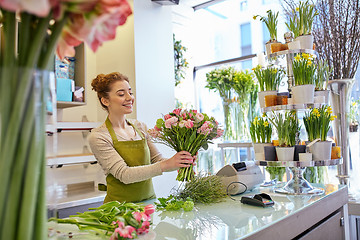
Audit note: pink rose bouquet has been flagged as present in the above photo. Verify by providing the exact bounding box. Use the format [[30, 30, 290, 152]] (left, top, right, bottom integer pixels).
[[149, 109, 223, 181]]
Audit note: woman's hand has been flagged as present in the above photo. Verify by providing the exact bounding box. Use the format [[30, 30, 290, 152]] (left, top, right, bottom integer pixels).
[[160, 151, 194, 172]]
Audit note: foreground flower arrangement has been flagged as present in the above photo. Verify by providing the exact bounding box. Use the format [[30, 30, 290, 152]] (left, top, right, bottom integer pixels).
[[148, 109, 223, 181], [50, 201, 154, 240], [0, 1, 132, 239]]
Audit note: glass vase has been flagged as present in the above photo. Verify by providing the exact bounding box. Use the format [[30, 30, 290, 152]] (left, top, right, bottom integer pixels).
[[0, 68, 50, 239]]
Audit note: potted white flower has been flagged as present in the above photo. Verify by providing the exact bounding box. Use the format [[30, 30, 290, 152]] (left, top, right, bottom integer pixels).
[[303, 105, 337, 160], [250, 114, 273, 160], [291, 53, 316, 104], [268, 111, 299, 161], [253, 65, 285, 108]]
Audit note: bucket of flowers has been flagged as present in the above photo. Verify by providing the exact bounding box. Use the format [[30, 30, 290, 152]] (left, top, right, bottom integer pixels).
[[249, 114, 273, 160], [148, 109, 223, 182]]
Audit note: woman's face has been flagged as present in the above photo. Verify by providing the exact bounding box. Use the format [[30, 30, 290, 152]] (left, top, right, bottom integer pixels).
[[102, 80, 134, 115]]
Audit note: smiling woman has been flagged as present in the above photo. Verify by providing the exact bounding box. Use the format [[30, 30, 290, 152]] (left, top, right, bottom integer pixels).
[[89, 72, 195, 203]]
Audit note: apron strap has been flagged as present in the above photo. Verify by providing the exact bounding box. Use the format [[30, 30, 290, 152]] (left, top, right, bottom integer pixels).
[[127, 120, 146, 139], [105, 117, 119, 142]]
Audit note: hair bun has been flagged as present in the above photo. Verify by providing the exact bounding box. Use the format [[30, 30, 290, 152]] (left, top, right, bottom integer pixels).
[[91, 74, 106, 93]]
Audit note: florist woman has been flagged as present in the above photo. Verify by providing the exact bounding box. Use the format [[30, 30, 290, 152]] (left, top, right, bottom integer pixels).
[[89, 72, 194, 203]]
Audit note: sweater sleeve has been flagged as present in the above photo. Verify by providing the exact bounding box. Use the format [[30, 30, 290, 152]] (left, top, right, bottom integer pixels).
[[88, 128, 163, 184]]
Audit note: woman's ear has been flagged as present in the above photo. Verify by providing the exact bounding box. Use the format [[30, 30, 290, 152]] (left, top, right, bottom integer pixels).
[[101, 97, 109, 107]]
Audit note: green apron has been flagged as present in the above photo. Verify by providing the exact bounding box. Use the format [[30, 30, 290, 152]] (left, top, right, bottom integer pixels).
[[103, 117, 156, 203]]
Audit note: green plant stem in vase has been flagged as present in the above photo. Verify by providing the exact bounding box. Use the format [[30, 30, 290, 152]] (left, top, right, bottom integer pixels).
[[253, 65, 285, 92], [293, 53, 316, 86], [266, 167, 286, 182], [315, 59, 332, 91], [268, 111, 298, 147]]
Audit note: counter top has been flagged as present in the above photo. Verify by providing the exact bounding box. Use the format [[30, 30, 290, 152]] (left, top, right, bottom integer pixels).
[[49, 183, 348, 240]]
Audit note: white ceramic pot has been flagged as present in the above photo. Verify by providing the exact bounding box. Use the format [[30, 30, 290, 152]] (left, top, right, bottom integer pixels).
[[309, 141, 332, 160], [299, 153, 312, 162], [255, 152, 265, 161], [291, 84, 315, 104], [287, 40, 301, 50], [314, 90, 330, 105], [295, 34, 314, 49], [265, 42, 272, 57], [276, 146, 295, 161], [258, 90, 277, 108], [253, 143, 273, 154], [314, 95, 325, 104]]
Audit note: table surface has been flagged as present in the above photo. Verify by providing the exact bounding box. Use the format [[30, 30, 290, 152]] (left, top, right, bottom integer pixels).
[[49, 183, 347, 240]]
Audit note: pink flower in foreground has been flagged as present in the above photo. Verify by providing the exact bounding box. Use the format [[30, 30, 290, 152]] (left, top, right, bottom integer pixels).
[[0, 0, 50, 17], [164, 114, 172, 120], [173, 108, 182, 116], [136, 220, 150, 235], [148, 128, 161, 138], [165, 116, 178, 129], [185, 119, 194, 129], [111, 221, 136, 239], [144, 204, 155, 216], [132, 212, 142, 222]]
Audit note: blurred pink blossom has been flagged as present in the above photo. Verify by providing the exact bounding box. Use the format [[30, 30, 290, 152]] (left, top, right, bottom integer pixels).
[[136, 220, 150, 235], [111, 221, 135, 239], [215, 128, 224, 138], [195, 113, 204, 123], [197, 121, 213, 135], [0, 0, 50, 17], [179, 120, 186, 128], [144, 204, 155, 216], [148, 128, 161, 138], [164, 114, 172, 120]]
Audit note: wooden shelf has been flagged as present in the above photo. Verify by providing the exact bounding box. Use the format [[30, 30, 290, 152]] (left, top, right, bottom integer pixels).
[[47, 153, 96, 166], [57, 101, 86, 108]]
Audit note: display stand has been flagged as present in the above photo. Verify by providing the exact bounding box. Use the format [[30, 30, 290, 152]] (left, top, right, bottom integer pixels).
[[256, 159, 342, 195]]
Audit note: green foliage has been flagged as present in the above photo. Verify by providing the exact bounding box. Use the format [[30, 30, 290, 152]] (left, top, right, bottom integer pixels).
[[249, 114, 272, 143], [292, 53, 316, 85], [268, 111, 299, 147], [252, 65, 285, 91], [174, 34, 189, 86], [178, 174, 227, 204], [155, 195, 194, 212], [205, 67, 236, 101], [285, 0, 318, 36], [265, 167, 286, 181], [303, 105, 336, 141], [254, 10, 279, 41], [232, 69, 256, 103], [349, 98, 360, 125], [315, 59, 332, 90]]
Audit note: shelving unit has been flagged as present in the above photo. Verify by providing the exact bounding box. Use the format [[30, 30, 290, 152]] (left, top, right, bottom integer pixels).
[[47, 153, 97, 166], [56, 43, 86, 109]]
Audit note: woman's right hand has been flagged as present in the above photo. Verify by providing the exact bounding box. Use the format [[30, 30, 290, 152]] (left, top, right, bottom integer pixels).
[[160, 151, 194, 172]]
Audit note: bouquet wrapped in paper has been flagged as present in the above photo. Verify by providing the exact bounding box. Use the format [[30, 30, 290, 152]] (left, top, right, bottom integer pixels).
[[149, 109, 223, 182]]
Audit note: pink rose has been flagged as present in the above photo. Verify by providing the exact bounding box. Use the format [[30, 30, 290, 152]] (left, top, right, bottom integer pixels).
[[148, 128, 161, 138], [185, 119, 194, 129], [192, 109, 198, 114], [164, 114, 172, 120], [165, 116, 178, 129], [179, 120, 186, 128], [136, 220, 150, 235], [144, 204, 155, 216], [132, 212, 142, 222], [197, 121, 213, 135], [111, 221, 135, 239], [215, 128, 224, 138], [172, 108, 181, 116], [195, 113, 204, 123], [154, 126, 161, 131]]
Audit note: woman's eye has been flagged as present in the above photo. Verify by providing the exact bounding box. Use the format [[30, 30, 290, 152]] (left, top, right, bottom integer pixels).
[[118, 94, 124, 97]]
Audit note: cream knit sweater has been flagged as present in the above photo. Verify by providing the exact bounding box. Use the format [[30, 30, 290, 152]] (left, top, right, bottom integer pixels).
[[88, 119, 166, 184]]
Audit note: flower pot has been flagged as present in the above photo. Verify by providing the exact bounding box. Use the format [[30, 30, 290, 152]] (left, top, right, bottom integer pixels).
[[287, 40, 301, 50], [295, 34, 314, 49], [299, 153, 312, 162], [294, 145, 306, 161], [291, 84, 315, 104], [264, 95, 278, 107], [309, 141, 332, 160], [264, 146, 277, 161], [253, 143, 273, 154], [270, 42, 283, 53], [350, 124, 358, 132], [276, 146, 295, 161], [265, 42, 272, 56], [258, 90, 277, 108], [314, 90, 330, 105]]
